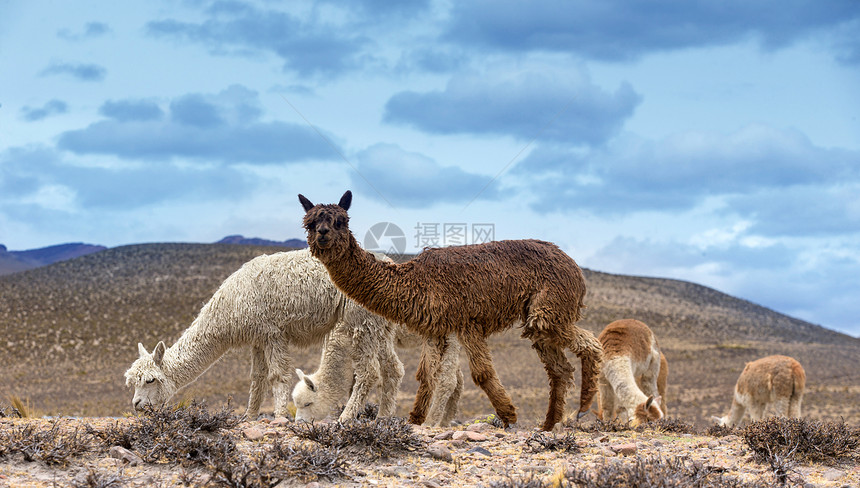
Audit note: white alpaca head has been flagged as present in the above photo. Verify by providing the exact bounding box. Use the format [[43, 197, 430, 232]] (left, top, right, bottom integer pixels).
[[292, 368, 336, 422], [124, 342, 176, 411]]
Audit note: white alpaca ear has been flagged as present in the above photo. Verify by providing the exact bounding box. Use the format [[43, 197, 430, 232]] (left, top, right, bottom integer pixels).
[[295, 369, 305, 381], [138, 343, 149, 357], [298, 194, 314, 212], [338, 190, 352, 211], [153, 341, 166, 366]]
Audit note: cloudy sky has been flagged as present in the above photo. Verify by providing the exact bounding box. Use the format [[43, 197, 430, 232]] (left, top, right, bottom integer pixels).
[[1, 1, 859, 336]]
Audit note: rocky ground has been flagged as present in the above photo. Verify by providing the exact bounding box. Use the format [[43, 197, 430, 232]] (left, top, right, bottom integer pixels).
[[1, 414, 858, 487]]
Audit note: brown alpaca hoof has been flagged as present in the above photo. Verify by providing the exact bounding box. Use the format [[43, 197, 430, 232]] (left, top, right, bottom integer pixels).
[[577, 410, 589, 420]]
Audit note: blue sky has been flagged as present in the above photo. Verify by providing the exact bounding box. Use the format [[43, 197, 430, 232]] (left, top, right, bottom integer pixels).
[[1, 0, 859, 336]]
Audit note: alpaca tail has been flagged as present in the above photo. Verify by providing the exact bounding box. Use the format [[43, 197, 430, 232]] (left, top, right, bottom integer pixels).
[[572, 327, 603, 413]]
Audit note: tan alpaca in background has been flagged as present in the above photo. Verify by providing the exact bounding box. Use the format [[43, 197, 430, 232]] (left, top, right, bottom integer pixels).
[[597, 319, 666, 426], [714, 355, 805, 427]]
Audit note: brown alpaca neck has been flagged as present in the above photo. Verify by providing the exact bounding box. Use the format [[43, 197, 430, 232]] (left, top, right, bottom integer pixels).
[[317, 234, 419, 325]]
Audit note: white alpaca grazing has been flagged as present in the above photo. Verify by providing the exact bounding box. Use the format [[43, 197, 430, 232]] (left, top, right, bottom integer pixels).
[[125, 249, 403, 421], [714, 355, 805, 427], [293, 325, 464, 426], [597, 319, 666, 426]]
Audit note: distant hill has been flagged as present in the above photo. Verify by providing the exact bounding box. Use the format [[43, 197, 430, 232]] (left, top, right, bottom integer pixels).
[[0, 243, 857, 425], [216, 235, 307, 248], [0, 236, 306, 276], [0, 242, 106, 276]]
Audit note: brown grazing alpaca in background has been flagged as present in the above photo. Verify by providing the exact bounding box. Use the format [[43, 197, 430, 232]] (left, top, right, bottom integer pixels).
[[298, 190, 603, 430], [596, 319, 667, 426], [714, 354, 805, 427]]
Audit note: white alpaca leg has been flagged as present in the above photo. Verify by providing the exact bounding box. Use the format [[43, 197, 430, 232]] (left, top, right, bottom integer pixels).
[[425, 336, 462, 426], [246, 345, 269, 418], [376, 339, 405, 418], [438, 338, 463, 426], [265, 338, 294, 418], [597, 379, 617, 420]]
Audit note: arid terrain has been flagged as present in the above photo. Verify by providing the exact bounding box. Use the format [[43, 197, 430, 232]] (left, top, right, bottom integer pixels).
[[0, 243, 858, 486]]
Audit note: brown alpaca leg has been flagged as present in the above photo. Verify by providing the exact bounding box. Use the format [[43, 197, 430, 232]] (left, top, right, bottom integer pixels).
[[408, 336, 445, 425], [460, 333, 517, 426], [532, 340, 575, 431]]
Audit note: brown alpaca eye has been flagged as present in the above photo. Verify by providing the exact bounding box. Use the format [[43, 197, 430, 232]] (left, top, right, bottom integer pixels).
[[334, 219, 345, 229]]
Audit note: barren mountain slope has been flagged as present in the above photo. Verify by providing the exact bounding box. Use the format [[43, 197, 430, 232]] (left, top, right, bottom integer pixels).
[[1, 244, 857, 427]]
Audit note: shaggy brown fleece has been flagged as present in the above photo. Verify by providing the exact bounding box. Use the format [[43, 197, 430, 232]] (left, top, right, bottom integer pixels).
[[298, 191, 603, 431]]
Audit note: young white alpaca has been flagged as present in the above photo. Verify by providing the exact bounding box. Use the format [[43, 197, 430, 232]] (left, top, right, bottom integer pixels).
[[714, 355, 805, 427], [597, 319, 666, 426], [125, 249, 403, 421], [292, 326, 464, 426]]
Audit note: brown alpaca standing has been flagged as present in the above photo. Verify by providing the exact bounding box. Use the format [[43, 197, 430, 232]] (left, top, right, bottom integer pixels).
[[713, 355, 805, 427], [298, 191, 603, 430], [596, 319, 666, 426]]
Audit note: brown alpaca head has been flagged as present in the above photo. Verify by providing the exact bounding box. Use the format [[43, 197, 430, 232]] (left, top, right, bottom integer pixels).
[[298, 190, 353, 259], [631, 395, 663, 426]]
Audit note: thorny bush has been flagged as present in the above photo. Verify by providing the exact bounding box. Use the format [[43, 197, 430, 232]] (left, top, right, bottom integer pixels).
[[287, 415, 426, 459]]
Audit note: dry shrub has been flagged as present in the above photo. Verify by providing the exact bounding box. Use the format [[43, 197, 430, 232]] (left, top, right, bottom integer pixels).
[[741, 417, 860, 464], [564, 456, 769, 488], [0, 419, 92, 466], [705, 423, 736, 438], [286, 416, 426, 459], [524, 431, 580, 453], [90, 400, 242, 467], [648, 417, 697, 434], [70, 468, 128, 488]]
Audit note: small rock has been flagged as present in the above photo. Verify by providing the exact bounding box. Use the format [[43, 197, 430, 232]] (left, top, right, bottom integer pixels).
[[264, 429, 282, 437], [653, 440, 663, 447], [453, 431, 488, 442], [596, 434, 609, 443], [434, 431, 454, 440], [270, 417, 291, 426], [467, 422, 492, 432], [494, 432, 506, 438], [422, 481, 441, 488], [108, 445, 142, 466], [242, 427, 265, 441], [707, 440, 720, 449], [610, 443, 637, 456], [822, 468, 844, 481], [467, 446, 492, 456], [427, 443, 453, 462]]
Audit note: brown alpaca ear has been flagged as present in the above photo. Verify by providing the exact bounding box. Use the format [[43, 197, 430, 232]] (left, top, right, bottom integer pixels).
[[338, 190, 352, 211], [298, 194, 315, 212]]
